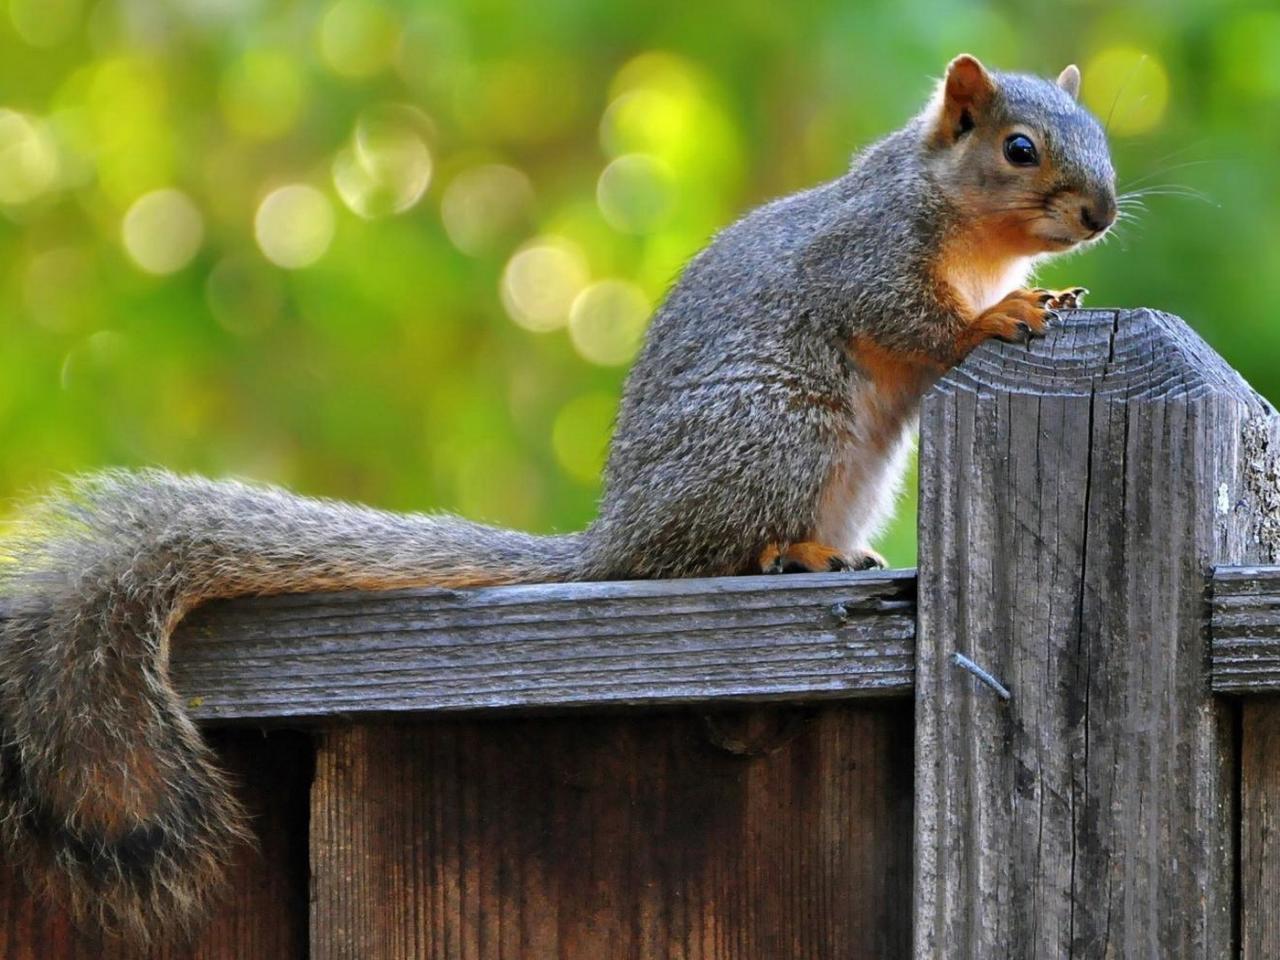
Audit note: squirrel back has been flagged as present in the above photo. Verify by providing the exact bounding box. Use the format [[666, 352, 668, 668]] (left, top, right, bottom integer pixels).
[[0, 55, 1116, 943]]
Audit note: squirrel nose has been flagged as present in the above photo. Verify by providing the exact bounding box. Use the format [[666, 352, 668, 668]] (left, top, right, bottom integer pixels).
[[1080, 196, 1117, 233]]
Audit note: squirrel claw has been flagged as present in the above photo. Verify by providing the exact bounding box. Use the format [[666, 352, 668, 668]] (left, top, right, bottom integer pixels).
[[999, 321, 1034, 345], [1045, 286, 1088, 310], [959, 287, 1054, 356], [850, 548, 888, 571], [759, 541, 858, 574]]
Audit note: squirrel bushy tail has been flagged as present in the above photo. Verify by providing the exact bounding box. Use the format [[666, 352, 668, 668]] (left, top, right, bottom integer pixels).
[[0, 469, 587, 941]]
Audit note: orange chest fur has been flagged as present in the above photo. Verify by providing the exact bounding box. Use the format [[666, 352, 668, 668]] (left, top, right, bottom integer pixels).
[[847, 335, 943, 444], [935, 222, 1034, 317]]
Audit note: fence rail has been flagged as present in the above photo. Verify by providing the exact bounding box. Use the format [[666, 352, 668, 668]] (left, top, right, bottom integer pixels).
[[171, 569, 917, 721], [170, 562, 1280, 722], [1212, 564, 1280, 693]]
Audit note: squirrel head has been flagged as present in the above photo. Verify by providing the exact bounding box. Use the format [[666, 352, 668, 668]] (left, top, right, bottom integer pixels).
[[922, 54, 1117, 255]]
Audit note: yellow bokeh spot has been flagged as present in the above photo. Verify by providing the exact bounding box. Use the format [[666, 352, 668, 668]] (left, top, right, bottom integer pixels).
[[220, 49, 306, 140], [440, 163, 534, 255], [552, 392, 617, 485], [599, 50, 743, 192], [500, 236, 589, 333], [87, 57, 173, 205], [254, 184, 335, 269], [1082, 47, 1169, 136], [332, 104, 433, 219], [121, 188, 204, 275], [601, 87, 699, 162], [568, 280, 650, 366], [0, 110, 59, 204], [608, 50, 705, 105], [318, 0, 399, 79], [596, 153, 675, 234]]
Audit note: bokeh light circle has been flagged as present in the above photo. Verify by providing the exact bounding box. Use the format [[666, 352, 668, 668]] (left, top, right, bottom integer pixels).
[[0, 110, 59, 205], [568, 280, 650, 365], [220, 49, 306, 140], [500, 236, 589, 332], [440, 163, 534, 255], [1082, 47, 1169, 136], [121, 188, 204, 275], [318, 0, 399, 79], [596, 153, 674, 234], [332, 104, 433, 218], [254, 184, 336, 269]]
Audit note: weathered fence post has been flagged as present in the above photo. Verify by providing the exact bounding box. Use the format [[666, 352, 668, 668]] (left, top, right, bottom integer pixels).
[[913, 308, 1278, 957]]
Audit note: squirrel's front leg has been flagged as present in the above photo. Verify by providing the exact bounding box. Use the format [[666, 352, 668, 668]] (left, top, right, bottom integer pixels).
[[954, 286, 1086, 357]]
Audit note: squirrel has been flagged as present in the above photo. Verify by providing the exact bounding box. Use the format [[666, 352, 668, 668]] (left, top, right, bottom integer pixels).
[[0, 54, 1115, 942]]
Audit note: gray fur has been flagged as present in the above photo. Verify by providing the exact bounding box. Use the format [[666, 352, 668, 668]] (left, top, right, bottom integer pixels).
[[990, 71, 1114, 204], [0, 58, 1115, 942], [0, 471, 583, 940]]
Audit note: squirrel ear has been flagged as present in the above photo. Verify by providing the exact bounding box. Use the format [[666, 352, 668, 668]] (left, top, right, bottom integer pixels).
[[931, 54, 996, 145], [1057, 64, 1081, 100]]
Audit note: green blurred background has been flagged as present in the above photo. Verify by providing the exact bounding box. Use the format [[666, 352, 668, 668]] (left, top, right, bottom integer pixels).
[[1, 0, 1276, 566]]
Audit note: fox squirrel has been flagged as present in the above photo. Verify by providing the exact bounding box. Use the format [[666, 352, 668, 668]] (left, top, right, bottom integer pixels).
[[0, 55, 1115, 942]]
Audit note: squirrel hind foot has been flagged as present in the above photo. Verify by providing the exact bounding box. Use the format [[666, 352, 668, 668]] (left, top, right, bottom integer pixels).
[[759, 541, 866, 574], [850, 547, 888, 571]]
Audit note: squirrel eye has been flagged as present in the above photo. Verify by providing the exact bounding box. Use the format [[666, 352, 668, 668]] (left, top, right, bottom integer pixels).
[[1003, 133, 1039, 166]]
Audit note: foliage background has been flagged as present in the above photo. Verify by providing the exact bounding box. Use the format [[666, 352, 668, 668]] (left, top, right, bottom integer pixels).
[[1, 0, 1276, 566]]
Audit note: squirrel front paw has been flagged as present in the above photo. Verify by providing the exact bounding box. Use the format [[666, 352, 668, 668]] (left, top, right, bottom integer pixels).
[[956, 285, 1085, 355], [982, 288, 1055, 345]]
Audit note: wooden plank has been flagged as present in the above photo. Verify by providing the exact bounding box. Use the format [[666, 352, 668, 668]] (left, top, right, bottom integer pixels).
[[0, 730, 311, 959], [1243, 700, 1280, 959], [171, 570, 916, 722], [309, 703, 913, 960], [914, 307, 1277, 958], [1212, 565, 1280, 693]]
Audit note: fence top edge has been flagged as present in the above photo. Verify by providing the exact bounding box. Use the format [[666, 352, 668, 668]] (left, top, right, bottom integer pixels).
[[934, 307, 1274, 412]]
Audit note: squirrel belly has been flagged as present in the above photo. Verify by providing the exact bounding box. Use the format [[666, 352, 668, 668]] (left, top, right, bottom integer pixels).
[[0, 469, 590, 940], [811, 372, 928, 559]]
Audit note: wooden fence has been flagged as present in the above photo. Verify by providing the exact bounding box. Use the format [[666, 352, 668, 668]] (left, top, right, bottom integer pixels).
[[1, 307, 1278, 958]]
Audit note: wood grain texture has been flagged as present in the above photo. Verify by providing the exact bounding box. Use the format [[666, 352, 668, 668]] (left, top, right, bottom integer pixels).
[[310, 703, 913, 960], [914, 308, 1277, 958], [0, 730, 311, 960], [171, 571, 915, 722], [1242, 700, 1280, 959], [1212, 565, 1280, 693]]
